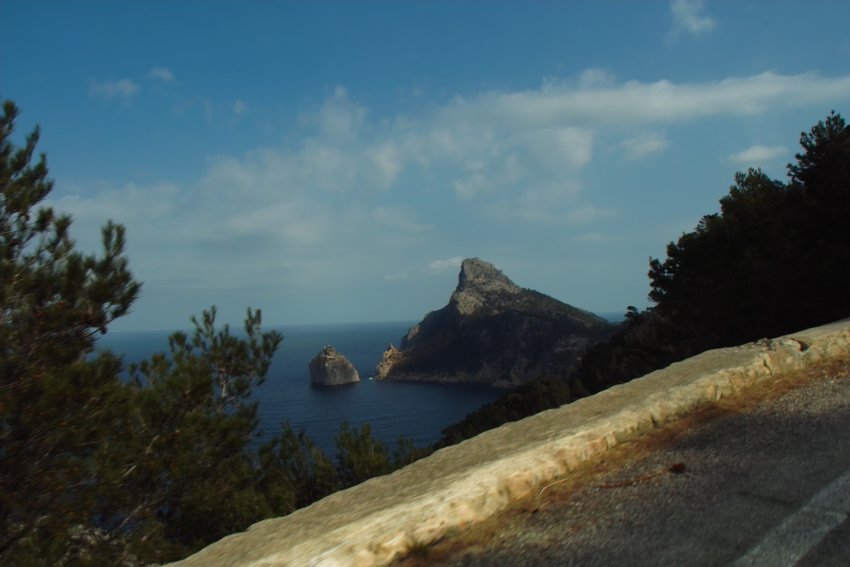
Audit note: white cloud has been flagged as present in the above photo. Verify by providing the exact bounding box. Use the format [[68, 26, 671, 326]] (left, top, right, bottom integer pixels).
[[89, 78, 139, 100], [575, 68, 617, 89], [515, 127, 593, 169], [233, 99, 247, 115], [620, 132, 669, 160], [729, 145, 788, 164], [148, 66, 175, 83], [64, 69, 850, 305], [307, 86, 367, 141], [669, 0, 715, 37], [428, 256, 464, 273], [441, 72, 850, 129], [367, 142, 403, 189], [54, 182, 178, 228], [515, 181, 583, 223], [453, 161, 489, 200], [383, 255, 466, 284]]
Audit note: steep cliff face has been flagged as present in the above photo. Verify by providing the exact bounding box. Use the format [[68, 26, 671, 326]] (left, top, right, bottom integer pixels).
[[376, 258, 616, 388]]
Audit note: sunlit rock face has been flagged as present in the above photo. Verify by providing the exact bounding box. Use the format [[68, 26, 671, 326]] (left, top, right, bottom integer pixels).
[[309, 345, 360, 386], [375, 258, 616, 388]]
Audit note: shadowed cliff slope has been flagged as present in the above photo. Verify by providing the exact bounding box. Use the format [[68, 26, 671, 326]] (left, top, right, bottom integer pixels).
[[376, 258, 616, 388]]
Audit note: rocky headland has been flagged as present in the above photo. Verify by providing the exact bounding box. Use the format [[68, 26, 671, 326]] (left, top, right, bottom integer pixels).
[[375, 258, 616, 388], [309, 345, 360, 386]]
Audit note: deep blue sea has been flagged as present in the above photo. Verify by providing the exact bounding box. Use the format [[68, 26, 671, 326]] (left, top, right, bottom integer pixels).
[[97, 321, 504, 455]]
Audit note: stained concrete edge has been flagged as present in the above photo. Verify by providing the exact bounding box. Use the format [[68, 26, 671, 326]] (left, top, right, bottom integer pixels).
[[169, 319, 850, 567]]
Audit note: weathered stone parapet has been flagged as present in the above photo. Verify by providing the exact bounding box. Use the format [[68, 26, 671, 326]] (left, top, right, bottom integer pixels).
[[169, 319, 850, 567]]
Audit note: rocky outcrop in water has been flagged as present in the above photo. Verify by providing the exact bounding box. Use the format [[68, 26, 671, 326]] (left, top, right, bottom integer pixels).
[[375, 258, 616, 388], [309, 345, 360, 386]]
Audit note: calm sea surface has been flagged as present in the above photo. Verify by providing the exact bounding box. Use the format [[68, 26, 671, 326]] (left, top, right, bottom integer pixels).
[[98, 321, 504, 454]]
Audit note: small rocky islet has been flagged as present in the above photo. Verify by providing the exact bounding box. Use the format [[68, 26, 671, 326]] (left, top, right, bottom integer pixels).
[[308, 345, 360, 386]]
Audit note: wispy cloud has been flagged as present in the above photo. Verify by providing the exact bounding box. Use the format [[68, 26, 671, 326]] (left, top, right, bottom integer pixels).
[[89, 78, 139, 101], [620, 132, 669, 160], [428, 256, 464, 273], [233, 99, 247, 115], [669, 0, 715, 38], [148, 66, 175, 83], [729, 145, 788, 165], [384, 256, 465, 282], [514, 181, 584, 223], [304, 86, 367, 141], [63, 69, 850, 297], [442, 72, 850, 128]]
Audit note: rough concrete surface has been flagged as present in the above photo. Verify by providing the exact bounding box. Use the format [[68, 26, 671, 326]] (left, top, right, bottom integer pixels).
[[168, 319, 850, 567]]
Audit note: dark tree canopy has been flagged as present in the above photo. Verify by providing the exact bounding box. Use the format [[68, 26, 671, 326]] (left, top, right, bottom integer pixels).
[[0, 100, 141, 377], [648, 111, 849, 345], [1, 99, 144, 562], [578, 111, 850, 393]]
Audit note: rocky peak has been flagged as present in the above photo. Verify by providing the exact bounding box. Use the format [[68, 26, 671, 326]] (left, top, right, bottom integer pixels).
[[380, 258, 616, 387], [451, 258, 521, 316], [457, 258, 517, 292]]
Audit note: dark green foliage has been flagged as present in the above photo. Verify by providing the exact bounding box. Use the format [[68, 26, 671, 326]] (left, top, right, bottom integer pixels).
[[0, 97, 140, 385], [437, 376, 588, 446], [575, 111, 850, 395], [335, 422, 395, 486], [1, 99, 143, 564], [119, 306, 283, 558], [256, 422, 340, 512], [392, 434, 431, 467], [788, 111, 850, 209], [573, 308, 685, 393], [648, 169, 802, 347], [255, 422, 425, 515], [785, 111, 850, 325], [646, 111, 849, 347]]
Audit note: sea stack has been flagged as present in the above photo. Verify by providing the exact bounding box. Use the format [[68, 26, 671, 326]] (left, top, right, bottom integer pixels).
[[309, 345, 360, 386], [375, 258, 616, 388]]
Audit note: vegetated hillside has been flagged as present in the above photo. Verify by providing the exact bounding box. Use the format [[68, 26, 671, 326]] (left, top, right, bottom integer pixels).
[[376, 258, 616, 388], [438, 111, 850, 447]]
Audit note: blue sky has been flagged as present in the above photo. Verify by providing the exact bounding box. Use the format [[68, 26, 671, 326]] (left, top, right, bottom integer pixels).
[[3, 1, 850, 331]]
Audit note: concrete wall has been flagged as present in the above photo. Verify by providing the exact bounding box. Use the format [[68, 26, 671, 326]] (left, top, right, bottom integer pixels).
[[169, 319, 850, 567]]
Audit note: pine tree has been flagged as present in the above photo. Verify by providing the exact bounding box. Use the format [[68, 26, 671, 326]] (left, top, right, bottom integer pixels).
[[121, 307, 283, 558], [1, 98, 142, 561]]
